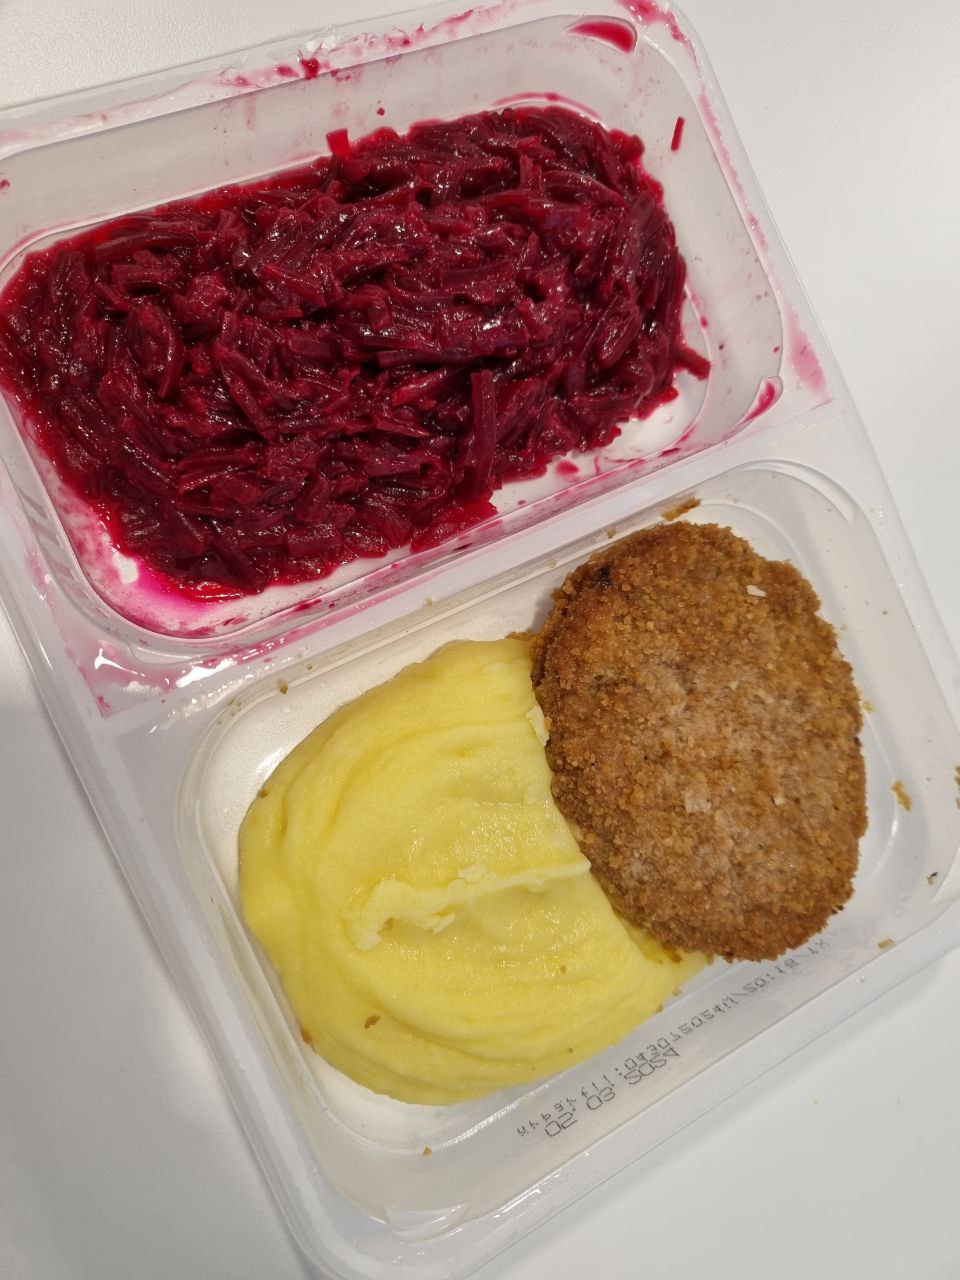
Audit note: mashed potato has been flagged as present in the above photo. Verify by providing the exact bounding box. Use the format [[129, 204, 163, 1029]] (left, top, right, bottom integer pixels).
[[239, 638, 704, 1104]]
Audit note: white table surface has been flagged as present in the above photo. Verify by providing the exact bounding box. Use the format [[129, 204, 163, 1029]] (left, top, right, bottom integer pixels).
[[1, 2, 958, 1277]]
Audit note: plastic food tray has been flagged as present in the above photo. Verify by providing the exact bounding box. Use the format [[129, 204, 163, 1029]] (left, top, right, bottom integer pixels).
[[1, 3, 958, 1277]]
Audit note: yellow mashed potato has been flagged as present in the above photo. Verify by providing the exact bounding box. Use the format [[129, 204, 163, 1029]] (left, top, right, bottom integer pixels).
[[239, 638, 704, 1105]]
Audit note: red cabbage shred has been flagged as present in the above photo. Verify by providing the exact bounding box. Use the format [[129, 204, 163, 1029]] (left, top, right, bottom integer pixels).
[[0, 107, 707, 595]]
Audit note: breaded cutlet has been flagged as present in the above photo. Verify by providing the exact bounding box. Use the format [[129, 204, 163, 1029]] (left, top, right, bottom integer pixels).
[[530, 521, 867, 962]]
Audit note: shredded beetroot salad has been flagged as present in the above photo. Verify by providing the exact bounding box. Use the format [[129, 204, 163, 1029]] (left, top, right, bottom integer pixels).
[[0, 107, 707, 595]]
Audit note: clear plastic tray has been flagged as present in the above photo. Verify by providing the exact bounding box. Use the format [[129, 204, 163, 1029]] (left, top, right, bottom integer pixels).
[[1, 3, 959, 1278]]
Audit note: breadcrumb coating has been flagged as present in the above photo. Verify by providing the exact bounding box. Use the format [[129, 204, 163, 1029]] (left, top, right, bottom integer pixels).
[[531, 522, 867, 961]]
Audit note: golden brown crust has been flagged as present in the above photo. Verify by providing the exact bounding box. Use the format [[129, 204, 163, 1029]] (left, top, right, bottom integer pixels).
[[661, 496, 701, 522], [530, 522, 867, 962]]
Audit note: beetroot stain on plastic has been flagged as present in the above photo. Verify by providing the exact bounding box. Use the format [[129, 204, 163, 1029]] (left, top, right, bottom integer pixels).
[[619, 0, 688, 46], [670, 116, 684, 152], [570, 19, 638, 54], [0, 178, 9, 192], [493, 90, 601, 120], [298, 55, 321, 80], [439, 9, 475, 29], [739, 377, 781, 426], [0, 107, 706, 596], [784, 304, 827, 397]]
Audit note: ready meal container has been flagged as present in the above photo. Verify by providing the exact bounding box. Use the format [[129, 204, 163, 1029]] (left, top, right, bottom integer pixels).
[[1, 2, 957, 1276]]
